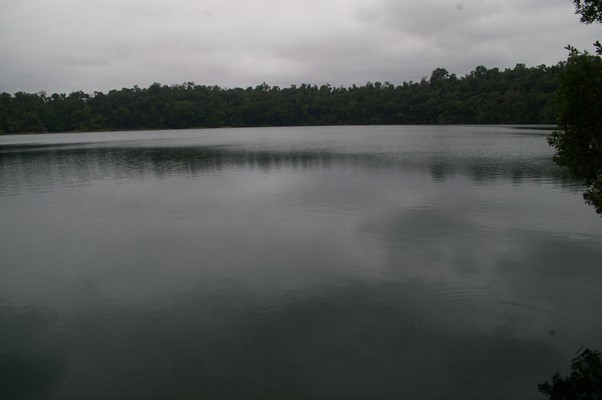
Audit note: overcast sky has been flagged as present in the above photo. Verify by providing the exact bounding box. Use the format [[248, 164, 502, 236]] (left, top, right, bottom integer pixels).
[[0, 0, 599, 94]]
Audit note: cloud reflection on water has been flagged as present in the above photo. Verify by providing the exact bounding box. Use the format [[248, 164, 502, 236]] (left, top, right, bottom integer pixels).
[[1, 126, 600, 398]]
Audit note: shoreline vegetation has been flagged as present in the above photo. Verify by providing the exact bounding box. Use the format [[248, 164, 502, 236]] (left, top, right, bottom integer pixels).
[[1, 63, 564, 135]]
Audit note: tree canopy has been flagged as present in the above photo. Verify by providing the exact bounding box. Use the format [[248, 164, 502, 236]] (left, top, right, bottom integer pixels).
[[547, 0, 602, 214], [0, 63, 564, 135], [539, 349, 602, 399], [548, 48, 602, 213], [573, 0, 602, 25], [573, 0, 602, 53]]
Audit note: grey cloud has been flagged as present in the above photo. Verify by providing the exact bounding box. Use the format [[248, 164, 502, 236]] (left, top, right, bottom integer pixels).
[[0, 0, 599, 93]]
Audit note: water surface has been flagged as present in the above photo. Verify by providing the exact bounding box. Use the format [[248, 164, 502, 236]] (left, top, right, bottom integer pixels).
[[1, 126, 601, 398]]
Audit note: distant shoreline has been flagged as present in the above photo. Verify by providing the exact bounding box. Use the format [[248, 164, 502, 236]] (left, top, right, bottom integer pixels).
[[0, 124, 557, 137], [0, 64, 564, 135]]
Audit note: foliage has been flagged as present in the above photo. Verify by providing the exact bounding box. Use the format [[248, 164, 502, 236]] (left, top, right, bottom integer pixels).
[[538, 348, 602, 399], [0, 63, 565, 135], [573, 0, 602, 53], [548, 48, 602, 212], [573, 0, 602, 25], [548, 0, 602, 214]]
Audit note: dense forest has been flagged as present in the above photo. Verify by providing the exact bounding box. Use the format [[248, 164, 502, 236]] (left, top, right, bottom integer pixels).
[[0, 63, 564, 134]]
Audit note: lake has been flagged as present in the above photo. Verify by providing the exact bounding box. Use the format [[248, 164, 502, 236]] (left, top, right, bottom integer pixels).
[[1, 125, 601, 399]]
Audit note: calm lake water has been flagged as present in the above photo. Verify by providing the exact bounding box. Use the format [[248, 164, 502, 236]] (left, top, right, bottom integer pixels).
[[1, 125, 601, 399]]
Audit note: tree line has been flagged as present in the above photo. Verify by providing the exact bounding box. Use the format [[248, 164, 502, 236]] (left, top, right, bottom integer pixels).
[[0, 63, 565, 134]]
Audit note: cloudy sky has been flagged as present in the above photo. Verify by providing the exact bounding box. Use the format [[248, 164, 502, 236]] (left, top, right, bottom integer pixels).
[[0, 0, 599, 94]]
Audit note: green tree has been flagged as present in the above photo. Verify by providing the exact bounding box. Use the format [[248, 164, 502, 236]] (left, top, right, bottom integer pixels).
[[573, 0, 602, 28], [539, 349, 602, 399], [548, 48, 602, 212], [548, 0, 602, 214], [0, 63, 564, 133], [574, 0, 602, 54]]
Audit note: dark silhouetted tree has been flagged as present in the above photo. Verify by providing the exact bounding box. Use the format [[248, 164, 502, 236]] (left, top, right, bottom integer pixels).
[[539, 348, 602, 399], [548, 0, 602, 214]]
